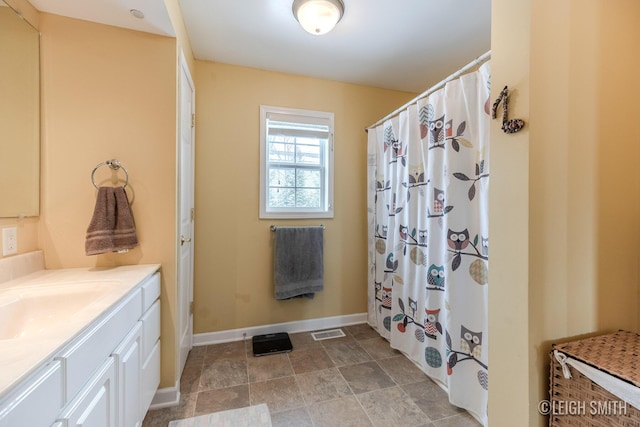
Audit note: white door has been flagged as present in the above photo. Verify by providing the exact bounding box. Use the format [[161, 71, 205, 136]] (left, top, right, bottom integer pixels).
[[177, 51, 195, 376]]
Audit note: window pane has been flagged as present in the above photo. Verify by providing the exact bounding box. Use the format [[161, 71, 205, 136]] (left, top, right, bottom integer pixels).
[[269, 188, 295, 208], [296, 189, 321, 208], [296, 169, 321, 188], [268, 141, 294, 163], [296, 136, 321, 146], [296, 143, 321, 164], [269, 168, 295, 187]]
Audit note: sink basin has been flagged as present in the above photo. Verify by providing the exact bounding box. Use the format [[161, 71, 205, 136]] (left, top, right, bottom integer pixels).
[[0, 282, 117, 340]]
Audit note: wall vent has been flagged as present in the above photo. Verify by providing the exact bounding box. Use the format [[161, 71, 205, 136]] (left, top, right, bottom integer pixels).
[[310, 328, 346, 341]]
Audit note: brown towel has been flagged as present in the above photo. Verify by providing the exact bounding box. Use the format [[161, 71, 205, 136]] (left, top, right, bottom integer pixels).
[[85, 186, 138, 255]]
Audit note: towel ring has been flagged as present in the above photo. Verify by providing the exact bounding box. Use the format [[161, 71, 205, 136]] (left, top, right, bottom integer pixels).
[[91, 159, 129, 189]]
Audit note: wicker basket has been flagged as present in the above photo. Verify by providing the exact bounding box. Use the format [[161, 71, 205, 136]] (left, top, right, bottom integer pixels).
[[549, 331, 640, 426]]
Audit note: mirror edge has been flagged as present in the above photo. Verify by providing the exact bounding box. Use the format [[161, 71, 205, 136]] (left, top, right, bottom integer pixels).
[[1, 0, 41, 218]]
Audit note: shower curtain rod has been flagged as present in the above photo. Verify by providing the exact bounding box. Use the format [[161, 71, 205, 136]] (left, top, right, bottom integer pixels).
[[365, 50, 491, 132]]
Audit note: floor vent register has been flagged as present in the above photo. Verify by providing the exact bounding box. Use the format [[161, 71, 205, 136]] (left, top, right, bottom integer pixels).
[[310, 328, 346, 341]]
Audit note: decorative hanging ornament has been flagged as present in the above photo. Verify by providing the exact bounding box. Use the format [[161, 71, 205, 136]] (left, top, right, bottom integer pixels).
[[491, 86, 525, 134]]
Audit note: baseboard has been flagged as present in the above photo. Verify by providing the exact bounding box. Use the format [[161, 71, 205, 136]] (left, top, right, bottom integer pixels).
[[149, 382, 180, 410], [193, 312, 368, 346]]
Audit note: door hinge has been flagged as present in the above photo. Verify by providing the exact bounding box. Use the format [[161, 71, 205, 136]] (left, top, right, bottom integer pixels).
[[190, 208, 195, 221], [189, 301, 194, 315], [191, 113, 195, 128]]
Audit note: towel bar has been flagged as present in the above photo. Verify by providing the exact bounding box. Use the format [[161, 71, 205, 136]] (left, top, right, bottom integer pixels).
[[91, 159, 129, 189], [270, 225, 325, 231]]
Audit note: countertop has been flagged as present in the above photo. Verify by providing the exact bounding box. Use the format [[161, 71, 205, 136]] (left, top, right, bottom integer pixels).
[[0, 264, 160, 400]]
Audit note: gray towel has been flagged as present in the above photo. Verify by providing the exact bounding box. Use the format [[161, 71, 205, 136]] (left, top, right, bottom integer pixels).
[[274, 227, 324, 300], [85, 186, 139, 255]]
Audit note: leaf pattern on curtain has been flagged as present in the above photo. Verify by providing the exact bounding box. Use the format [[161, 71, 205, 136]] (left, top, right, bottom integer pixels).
[[367, 62, 491, 426]]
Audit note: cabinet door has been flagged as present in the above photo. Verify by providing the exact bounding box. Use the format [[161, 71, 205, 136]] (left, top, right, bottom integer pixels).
[[141, 300, 160, 361], [140, 340, 160, 416], [60, 357, 116, 427], [113, 323, 142, 427]]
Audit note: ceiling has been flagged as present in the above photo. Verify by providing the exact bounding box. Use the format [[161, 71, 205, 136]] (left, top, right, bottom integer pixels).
[[27, 0, 491, 94], [28, 0, 176, 38]]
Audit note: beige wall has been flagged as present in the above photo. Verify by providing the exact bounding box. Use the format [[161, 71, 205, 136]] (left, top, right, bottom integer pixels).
[[193, 61, 415, 333], [488, 0, 531, 424], [592, 1, 640, 333], [491, 1, 640, 425], [38, 13, 178, 387]]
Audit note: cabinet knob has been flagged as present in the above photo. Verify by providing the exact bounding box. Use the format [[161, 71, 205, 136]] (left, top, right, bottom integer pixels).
[[180, 235, 192, 246]]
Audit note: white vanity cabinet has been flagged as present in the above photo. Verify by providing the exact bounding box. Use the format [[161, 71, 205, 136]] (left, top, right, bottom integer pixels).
[[0, 268, 161, 427]]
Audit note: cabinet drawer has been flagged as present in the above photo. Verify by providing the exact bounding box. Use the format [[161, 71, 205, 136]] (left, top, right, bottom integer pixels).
[[141, 300, 160, 361], [57, 289, 142, 403], [141, 340, 160, 416], [0, 360, 63, 427], [141, 273, 160, 313]]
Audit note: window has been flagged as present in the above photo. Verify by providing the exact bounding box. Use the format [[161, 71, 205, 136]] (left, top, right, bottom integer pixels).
[[260, 105, 334, 219]]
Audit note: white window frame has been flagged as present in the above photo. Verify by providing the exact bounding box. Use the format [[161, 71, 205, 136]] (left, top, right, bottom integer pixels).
[[260, 105, 334, 219]]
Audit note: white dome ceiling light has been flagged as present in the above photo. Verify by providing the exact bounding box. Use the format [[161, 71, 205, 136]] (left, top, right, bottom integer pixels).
[[292, 0, 345, 35]]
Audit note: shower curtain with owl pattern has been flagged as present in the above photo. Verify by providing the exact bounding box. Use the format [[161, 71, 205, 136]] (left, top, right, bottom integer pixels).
[[367, 62, 490, 425]]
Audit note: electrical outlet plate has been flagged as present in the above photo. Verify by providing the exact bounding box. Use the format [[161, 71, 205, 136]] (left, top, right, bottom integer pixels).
[[2, 227, 17, 256]]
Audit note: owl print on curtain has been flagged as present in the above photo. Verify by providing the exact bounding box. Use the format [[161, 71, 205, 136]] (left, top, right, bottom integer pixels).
[[367, 60, 491, 426], [447, 228, 470, 251], [424, 308, 442, 339], [426, 264, 445, 291], [460, 325, 483, 359], [433, 188, 445, 214], [427, 114, 446, 146]]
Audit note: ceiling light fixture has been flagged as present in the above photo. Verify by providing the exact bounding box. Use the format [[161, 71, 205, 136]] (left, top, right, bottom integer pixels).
[[292, 0, 344, 35]]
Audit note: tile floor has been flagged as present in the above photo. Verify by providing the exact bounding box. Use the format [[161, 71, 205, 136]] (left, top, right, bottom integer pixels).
[[142, 324, 481, 427]]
